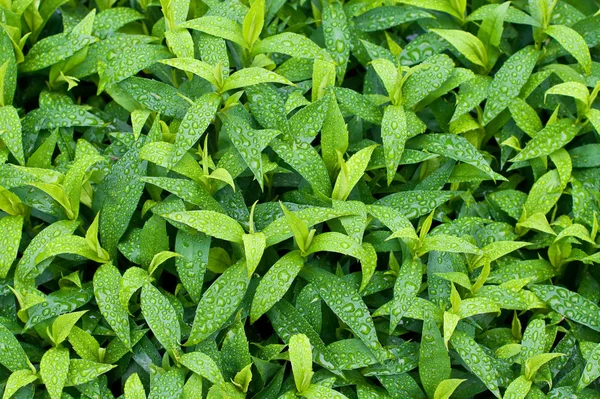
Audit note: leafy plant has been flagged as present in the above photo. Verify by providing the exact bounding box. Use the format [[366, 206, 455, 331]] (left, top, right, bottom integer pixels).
[[1, 0, 600, 398]]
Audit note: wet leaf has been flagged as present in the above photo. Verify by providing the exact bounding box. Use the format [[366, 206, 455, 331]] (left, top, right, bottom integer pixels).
[[141, 282, 180, 358], [93, 263, 131, 348], [187, 260, 249, 345], [483, 46, 539, 124], [251, 250, 304, 323], [40, 347, 69, 399]]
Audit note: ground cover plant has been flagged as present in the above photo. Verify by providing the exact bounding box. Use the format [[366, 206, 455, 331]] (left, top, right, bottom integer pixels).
[[2, 0, 600, 397]]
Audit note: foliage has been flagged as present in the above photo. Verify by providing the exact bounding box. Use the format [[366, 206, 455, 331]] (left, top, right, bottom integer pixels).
[[1, 0, 600, 398]]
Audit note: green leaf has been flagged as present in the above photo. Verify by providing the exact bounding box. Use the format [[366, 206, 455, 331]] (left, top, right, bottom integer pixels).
[[14, 220, 78, 292], [171, 92, 220, 167], [253, 32, 325, 59], [509, 97, 542, 137], [403, 54, 454, 108], [93, 263, 131, 348], [524, 353, 563, 381], [20, 10, 98, 72], [222, 67, 292, 92], [268, 300, 340, 374], [482, 241, 529, 262], [118, 77, 190, 118], [2, 369, 37, 399], [263, 206, 350, 247], [159, 58, 218, 86], [327, 339, 377, 370], [477, 1, 509, 49], [430, 29, 487, 67], [355, 6, 433, 32], [68, 326, 99, 362], [63, 146, 104, 219], [270, 136, 331, 197], [519, 318, 546, 370], [40, 346, 69, 399], [398, 0, 462, 20], [96, 145, 147, 256], [302, 384, 349, 399], [450, 330, 501, 398], [233, 364, 252, 393], [165, 28, 194, 60], [242, 0, 264, 48], [530, 285, 600, 332], [381, 105, 408, 186], [523, 170, 562, 216], [545, 81, 590, 104], [181, 16, 246, 47], [452, 74, 491, 121], [545, 24, 592, 75], [0, 185, 24, 216], [419, 234, 480, 256], [456, 297, 500, 318], [65, 359, 115, 386], [554, 223, 594, 244], [224, 115, 280, 189], [333, 87, 382, 124], [411, 133, 502, 180], [183, 373, 203, 399], [124, 373, 146, 399], [142, 176, 222, 212], [578, 343, 600, 390], [433, 379, 466, 399], [251, 250, 304, 323], [419, 317, 451, 398], [162, 210, 245, 243], [299, 266, 386, 361], [24, 96, 104, 131], [322, 1, 351, 82], [97, 44, 171, 94], [119, 266, 148, 312], [436, 272, 472, 290], [321, 92, 348, 174], [0, 30, 16, 107], [141, 282, 180, 358], [482, 46, 539, 124], [160, 0, 189, 26], [0, 106, 24, 165], [488, 258, 555, 284], [35, 235, 110, 264], [390, 258, 422, 333], [377, 190, 458, 219], [289, 334, 314, 393], [242, 232, 266, 276], [510, 119, 580, 162], [180, 351, 224, 385], [0, 214, 22, 279], [371, 58, 398, 99], [503, 375, 532, 399], [175, 230, 209, 303], [569, 144, 600, 168], [187, 260, 249, 345], [289, 95, 328, 141], [221, 319, 250, 380], [93, 7, 144, 38], [0, 323, 28, 372], [147, 367, 184, 399], [51, 310, 86, 346], [305, 232, 376, 291], [148, 251, 181, 276], [517, 212, 555, 235], [467, 4, 540, 26]]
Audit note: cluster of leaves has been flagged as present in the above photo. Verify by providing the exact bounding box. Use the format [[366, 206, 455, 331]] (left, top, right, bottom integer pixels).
[[2, 0, 600, 397]]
